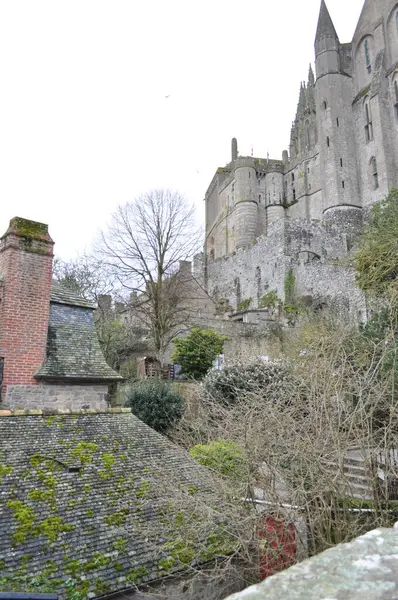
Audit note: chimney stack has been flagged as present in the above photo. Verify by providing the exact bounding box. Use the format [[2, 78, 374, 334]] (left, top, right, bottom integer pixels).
[[0, 217, 54, 396]]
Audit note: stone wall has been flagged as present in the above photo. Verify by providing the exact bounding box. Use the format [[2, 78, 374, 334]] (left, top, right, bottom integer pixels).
[[4, 384, 109, 411], [206, 217, 365, 322], [223, 524, 398, 600]]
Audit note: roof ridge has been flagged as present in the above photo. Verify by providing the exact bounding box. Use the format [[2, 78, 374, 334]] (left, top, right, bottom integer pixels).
[[0, 407, 132, 417]]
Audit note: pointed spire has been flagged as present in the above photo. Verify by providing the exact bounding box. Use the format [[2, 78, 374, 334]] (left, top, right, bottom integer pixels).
[[297, 83, 306, 118], [308, 64, 315, 88], [315, 0, 338, 41]]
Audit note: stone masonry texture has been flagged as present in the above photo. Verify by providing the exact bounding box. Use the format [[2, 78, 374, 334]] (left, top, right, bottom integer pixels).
[[223, 525, 398, 600], [4, 384, 109, 411], [200, 1, 398, 321]]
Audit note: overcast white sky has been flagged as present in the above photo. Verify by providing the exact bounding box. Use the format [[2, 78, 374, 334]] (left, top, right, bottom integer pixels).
[[0, 0, 365, 258]]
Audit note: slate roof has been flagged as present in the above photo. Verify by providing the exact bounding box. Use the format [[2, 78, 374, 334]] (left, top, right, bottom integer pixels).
[[0, 410, 235, 599], [36, 286, 123, 382], [315, 0, 338, 41], [50, 281, 95, 309]]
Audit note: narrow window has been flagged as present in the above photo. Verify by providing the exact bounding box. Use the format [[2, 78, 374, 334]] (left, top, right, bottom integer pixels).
[[342, 181, 345, 189], [259, 195, 262, 203], [365, 40, 371, 73], [291, 173, 295, 182], [365, 102, 373, 142], [326, 136, 330, 147], [394, 80, 398, 121], [248, 172, 251, 178], [336, 118, 339, 126], [307, 167, 310, 173], [323, 101, 327, 110], [340, 158, 343, 167], [372, 157, 379, 190], [293, 188, 296, 201]]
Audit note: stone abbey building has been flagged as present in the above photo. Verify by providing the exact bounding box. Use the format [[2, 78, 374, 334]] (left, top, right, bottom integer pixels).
[[201, 0, 398, 321]]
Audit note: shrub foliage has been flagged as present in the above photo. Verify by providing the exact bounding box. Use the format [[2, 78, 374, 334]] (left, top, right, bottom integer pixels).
[[202, 360, 292, 405], [172, 327, 226, 380], [125, 379, 184, 433], [189, 441, 247, 480]]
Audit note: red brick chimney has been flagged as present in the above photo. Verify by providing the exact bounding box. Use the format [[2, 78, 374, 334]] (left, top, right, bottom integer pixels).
[[0, 218, 54, 396]]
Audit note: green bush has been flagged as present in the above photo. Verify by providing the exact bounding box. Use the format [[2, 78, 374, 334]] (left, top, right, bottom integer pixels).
[[237, 298, 252, 312], [355, 189, 398, 296], [202, 360, 292, 405], [172, 328, 226, 380], [189, 441, 247, 479], [125, 379, 184, 433], [258, 290, 278, 309]]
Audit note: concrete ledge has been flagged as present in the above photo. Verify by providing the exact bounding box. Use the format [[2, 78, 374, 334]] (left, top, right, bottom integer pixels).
[[0, 407, 132, 417], [224, 524, 398, 600]]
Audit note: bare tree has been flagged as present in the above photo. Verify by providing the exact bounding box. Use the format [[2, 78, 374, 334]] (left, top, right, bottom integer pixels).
[[53, 254, 117, 304], [168, 313, 398, 580], [99, 189, 203, 363]]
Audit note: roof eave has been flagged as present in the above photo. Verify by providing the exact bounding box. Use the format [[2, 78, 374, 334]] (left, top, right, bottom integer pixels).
[[34, 374, 125, 384]]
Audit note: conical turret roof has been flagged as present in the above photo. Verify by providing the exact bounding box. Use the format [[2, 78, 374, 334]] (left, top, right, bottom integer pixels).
[[315, 0, 338, 41]]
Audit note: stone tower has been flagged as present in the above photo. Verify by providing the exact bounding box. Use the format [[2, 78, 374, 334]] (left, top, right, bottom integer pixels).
[[315, 0, 362, 240], [234, 157, 258, 249]]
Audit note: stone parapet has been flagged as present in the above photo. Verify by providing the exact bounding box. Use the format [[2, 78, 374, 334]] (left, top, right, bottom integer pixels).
[[223, 524, 398, 600]]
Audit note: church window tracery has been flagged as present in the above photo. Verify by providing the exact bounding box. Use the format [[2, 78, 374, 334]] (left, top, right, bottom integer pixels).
[[365, 40, 372, 73]]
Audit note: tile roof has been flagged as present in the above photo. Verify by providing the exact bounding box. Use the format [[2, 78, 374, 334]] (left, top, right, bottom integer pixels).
[[50, 281, 95, 309], [36, 302, 123, 382], [0, 410, 234, 599]]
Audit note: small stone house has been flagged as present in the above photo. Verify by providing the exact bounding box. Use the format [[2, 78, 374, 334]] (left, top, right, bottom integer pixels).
[[0, 216, 122, 409]]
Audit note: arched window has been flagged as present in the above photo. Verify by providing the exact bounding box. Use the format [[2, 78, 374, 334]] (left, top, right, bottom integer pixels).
[[394, 80, 398, 120], [364, 100, 373, 142], [365, 40, 372, 73], [371, 157, 379, 190]]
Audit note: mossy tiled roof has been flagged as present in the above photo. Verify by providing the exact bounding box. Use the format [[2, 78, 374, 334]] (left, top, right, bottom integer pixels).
[[0, 410, 233, 599], [36, 299, 122, 382], [50, 281, 95, 309]]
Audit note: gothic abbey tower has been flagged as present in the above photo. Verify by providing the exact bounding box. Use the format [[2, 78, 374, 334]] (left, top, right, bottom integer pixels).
[[200, 0, 398, 321]]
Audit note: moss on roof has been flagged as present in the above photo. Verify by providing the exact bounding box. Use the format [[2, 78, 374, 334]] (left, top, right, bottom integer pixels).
[[0, 411, 236, 599], [36, 300, 122, 382], [50, 281, 95, 309]]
